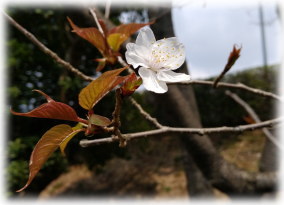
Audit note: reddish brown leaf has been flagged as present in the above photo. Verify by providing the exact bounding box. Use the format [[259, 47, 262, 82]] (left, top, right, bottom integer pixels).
[[67, 17, 107, 55], [114, 75, 129, 86], [94, 58, 107, 72], [85, 124, 104, 136], [11, 90, 84, 123], [105, 54, 118, 64], [98, 19, 108, 36], [243, 116, 256, 124], [60, 123, 84, 156], [120, 73, 142, 96], [79, 67, 127, 110], [107, 22, 154, 51], [17, 124, 84, 192], [109, 21, 154, 36]]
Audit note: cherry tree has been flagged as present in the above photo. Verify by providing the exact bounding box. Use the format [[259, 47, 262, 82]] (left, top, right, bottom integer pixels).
[[5, 6, 281, 197]]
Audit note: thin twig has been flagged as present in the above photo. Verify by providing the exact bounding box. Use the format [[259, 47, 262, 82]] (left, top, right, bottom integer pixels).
[[104, 0, 111, 19], [112, 89, 122, 127], [117, 56, 134, 75], [169, 80, 282, 101], [117, 56, 129, 68], [89, 8, 105, 36], [213, 69, 230, 88], [4, 12, 94, 82], [225, 90, 281, 149], [111, 89, 126, 147], [128, 97, 163, 129], [79, 117, 283, 147], [90, 8, 134, 74]]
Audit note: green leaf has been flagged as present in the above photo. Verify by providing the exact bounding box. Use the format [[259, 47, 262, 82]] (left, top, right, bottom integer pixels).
[[84, 114, 111, 136], [89, 114, 111, 127], [17, 124, 83, 192], [107, 33, 126, 52], [79, 67, 127, 110], [8, 86, 21, 98]]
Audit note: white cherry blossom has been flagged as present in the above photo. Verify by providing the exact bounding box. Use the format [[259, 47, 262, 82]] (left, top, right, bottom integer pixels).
[[125, 27, 191, 93]]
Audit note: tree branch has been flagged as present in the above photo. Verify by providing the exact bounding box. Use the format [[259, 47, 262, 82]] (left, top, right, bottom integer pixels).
[[128, 97, 163, 129], [225, 90, 281, 150], [79, 117, 283, 147], [89, 8, 105, 36], [117, 56, 131, 69], [169, 80, 282, 101], [104, 0, 111, 19], [111, 89, 127, 147], [212, 157, 277, 194], [4, 12, 94, 82]]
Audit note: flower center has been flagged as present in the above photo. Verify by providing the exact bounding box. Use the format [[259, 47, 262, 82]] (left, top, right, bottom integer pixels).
[[149, 39, 184, 71]]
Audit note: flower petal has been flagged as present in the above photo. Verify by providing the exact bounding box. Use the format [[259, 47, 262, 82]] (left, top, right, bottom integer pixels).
[[126, 28, 155, 68], [138, 67, 168, 93], [157, 70, 191, 82], [125, 43, 151, 68], [136, 27, 156, 47], [150, 37, 185, 70]]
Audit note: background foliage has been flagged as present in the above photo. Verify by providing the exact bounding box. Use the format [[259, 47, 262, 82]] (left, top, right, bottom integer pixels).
[[7, 7, 151, 196], [7, 7, 278, 197]]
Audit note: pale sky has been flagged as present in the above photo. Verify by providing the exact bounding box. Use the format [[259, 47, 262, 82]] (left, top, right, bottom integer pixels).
[[172, 1, 282, 79]]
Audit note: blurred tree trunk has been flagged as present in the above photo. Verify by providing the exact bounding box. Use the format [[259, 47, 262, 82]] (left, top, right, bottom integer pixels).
[[259, 134, 278, 172], [259, 70, 278, 173], [58, 20, 80, 103], [85, 5, 276, 196], [148, 7, 214, 197], [148, 7, 276, 197]]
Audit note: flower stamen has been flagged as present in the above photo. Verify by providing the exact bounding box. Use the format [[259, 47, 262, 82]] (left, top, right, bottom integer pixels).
[[125, 27, 191, 93]]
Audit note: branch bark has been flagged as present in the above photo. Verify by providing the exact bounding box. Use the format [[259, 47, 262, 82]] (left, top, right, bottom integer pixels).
[[225, 90, 280, 149], [4, 11, 94, 82], [128, 97, 163, 129], [79, 117, 282, 147], [111, 89, 126, 147], [89, 8, 105, 36], [170, 80, 281, 101], [225, 90, 279, 174]]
